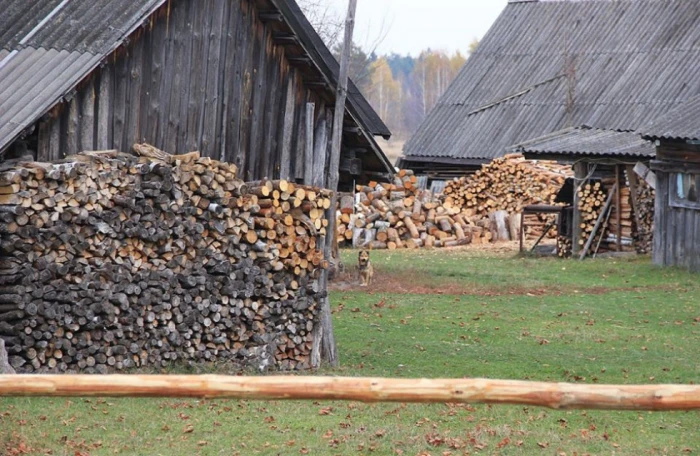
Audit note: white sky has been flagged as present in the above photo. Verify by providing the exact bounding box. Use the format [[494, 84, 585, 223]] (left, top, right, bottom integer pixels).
[[325, 0, 509, 56]]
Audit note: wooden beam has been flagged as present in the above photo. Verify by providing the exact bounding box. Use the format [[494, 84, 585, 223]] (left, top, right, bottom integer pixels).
[[304, 81, 330, 90], [1, 375, 699, 411], [272, 33, 299, 45], [258, 11, 283, 22], [287, 56, 312, 66]]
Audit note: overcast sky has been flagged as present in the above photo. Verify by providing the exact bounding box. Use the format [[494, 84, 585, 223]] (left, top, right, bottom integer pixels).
[[325, 0, 509, 56]]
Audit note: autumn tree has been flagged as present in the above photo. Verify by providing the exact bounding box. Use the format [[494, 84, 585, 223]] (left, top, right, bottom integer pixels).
[[412, 50, 466, 117], [366, 57, 402, 130]]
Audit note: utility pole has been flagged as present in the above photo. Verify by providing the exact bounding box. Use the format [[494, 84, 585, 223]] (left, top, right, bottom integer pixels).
[[311, 0, 358, 368]]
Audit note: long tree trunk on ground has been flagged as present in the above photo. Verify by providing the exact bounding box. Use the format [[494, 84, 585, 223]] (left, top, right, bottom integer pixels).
[[311, 0, 358, 369]]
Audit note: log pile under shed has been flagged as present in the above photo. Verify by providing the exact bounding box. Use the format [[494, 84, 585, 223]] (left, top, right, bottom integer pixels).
[[337, 156, 574, 250], [0, 146, 329, 373], [443, 154, 572, 216], [558, 169, 656, 258]]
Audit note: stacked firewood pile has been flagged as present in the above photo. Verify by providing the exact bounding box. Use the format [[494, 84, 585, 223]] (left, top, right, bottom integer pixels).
[[0, 145, 329, 373], [557, 236, 573, 258], [337, 170, 481, 249], [576, 182, 608, 256], [633, 179, 655, 254], [442, 154, 571, 241], [601, 178, 634, 253], [443, 154, 572, 216]]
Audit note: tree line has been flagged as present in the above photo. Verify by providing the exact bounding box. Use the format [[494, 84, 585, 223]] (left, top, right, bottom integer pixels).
[[298, 0, 474, 140]]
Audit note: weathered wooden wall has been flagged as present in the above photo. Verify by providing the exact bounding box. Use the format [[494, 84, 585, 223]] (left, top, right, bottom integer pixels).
[[652, 147, 700, 273], [35, 0, 334, 185]]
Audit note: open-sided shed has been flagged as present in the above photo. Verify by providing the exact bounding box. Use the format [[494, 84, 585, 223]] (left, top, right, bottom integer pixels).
[[513, 126, 657, 256]]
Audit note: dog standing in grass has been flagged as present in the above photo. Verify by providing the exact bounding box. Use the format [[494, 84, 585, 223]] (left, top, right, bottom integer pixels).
[[358, 250, 374, 287]]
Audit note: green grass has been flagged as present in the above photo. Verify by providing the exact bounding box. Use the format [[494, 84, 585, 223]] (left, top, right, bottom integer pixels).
[[2, 249, 699, 455]]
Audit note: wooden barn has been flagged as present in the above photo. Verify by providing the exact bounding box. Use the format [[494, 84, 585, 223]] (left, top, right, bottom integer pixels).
[[512, 126, 657, 257], [0, 0, 393, 191], [642, 96, 700, 272], [400, 0, 700, 182]]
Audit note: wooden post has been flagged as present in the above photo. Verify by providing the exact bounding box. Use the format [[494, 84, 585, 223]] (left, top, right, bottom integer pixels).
[[37, 119, 51, 162], [571, 162, 587, 256], [311, 0, 358, 369], [615, 165, 622, 252], [519, 211, 525, 253], [312, 108, 328, 188], [303, 103, 315, 185], [80, 78, 96, 152], [1, 375, 699, 411], [626, 165, 643, 232], [96, 66, 112, 151], [279, 78, 295, 181]]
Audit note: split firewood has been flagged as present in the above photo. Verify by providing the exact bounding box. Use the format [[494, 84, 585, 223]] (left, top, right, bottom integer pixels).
[[0, 145, 330, 373], [337, 170, 477, 250]]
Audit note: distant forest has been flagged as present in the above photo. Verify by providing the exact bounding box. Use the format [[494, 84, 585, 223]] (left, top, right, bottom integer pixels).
[[350, 48, 469, 140], [299, 0, 476, 141]]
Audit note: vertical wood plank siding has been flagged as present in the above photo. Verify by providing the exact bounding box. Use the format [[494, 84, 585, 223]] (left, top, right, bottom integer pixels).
[[39, 0, 335, 185], [653, 170, 700, 272]]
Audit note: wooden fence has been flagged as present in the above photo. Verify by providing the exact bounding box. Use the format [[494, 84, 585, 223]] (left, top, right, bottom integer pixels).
[[1, 376, 699, 411]]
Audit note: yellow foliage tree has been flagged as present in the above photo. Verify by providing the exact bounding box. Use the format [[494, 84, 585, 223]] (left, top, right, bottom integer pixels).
[[367, 58, 402, 125]]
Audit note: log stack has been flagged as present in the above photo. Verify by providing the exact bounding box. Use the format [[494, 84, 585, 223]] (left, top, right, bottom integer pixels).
[[0, 146, 329, 373], [443, 154, 571, 215], [575, 182, 608, 256], [602, 178, 634, 252], [337, 170, 478, 249], [442, 154, 571, 240], [632, 178, 655, 254]]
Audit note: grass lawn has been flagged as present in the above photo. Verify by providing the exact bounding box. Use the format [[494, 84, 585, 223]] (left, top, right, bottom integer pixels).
[[1, 247, 699, 455]]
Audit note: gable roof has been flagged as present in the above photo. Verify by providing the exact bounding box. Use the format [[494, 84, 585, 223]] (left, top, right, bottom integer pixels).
[[512, 126, 656, 159], [0, 0, 391, 159], [641, 94, 700, 142], [403, 0, 700, 165], [272, 0, 391, 140]]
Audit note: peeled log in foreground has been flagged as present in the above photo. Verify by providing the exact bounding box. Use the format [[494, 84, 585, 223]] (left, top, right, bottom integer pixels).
[[0, 376, 699, 411]]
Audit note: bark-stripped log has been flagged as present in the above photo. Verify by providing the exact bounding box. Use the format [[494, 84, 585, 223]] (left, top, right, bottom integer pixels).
[[0, 375, 698, 411]]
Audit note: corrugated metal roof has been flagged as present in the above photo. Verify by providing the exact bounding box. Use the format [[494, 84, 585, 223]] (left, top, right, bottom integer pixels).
[[0, 0, 167, 153], [641, 94, 700, 141], [0, 0, 391, 162], [512, 126, 656, 157], [0, 0, 162, 54], [404, 0, 700, 164]]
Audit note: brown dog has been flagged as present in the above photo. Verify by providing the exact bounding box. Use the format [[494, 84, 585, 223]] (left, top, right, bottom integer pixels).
[[358, 250, 374, 287]]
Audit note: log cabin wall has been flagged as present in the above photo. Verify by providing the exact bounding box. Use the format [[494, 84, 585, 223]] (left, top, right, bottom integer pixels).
[[35, 0, 335, 186], [652, 145, 700, 272]]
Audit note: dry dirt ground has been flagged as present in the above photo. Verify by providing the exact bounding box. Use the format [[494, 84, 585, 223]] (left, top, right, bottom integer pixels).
[[331, 242, 533, 296], [330, 242, 659, 298]]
